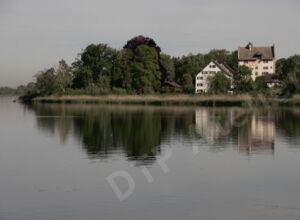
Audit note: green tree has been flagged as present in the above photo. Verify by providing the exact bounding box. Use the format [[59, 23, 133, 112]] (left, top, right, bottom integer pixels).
[[35, 68, 58, 96], [131, 45, 161, 93], [204, 49, 231, 64], [160, 53, 175, 82], [72, 67, 93, 89], [72, 44, 119, 89], [208, 72, 231, 94], [233, 66, 253, 94], [173, 53, 205, 84], [112, 49, 134, 91], [227, 50, 238, 71], [253, 76, 267, 93], [55, 60, 73, 94], [276, 55, 300, 96], [182, 73, 194, 93]]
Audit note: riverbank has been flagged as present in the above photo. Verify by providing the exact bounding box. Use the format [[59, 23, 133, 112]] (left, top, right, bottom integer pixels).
[[31, 95, 300, 107]]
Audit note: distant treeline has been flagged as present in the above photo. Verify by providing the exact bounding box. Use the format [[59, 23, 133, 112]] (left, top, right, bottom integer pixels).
[[17, 35, 300, 100], [0, 86, 28, 95]]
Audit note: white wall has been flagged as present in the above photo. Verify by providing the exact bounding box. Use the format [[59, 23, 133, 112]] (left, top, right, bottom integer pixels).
[[239, 59, 276, 81]]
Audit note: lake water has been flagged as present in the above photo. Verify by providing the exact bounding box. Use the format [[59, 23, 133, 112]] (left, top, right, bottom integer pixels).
[[1, 96, 300, 220]]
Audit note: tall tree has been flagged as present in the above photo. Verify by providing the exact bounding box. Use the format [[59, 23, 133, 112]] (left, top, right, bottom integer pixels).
[[131, 45, 161, 93], [72, 44, 119, 89], [208, 72, 231, 94], [182, 73, 194, 93], [233, 66, 253, 94], [160, 53, 175, 82], [173, 53, 205, 84], [116, 36, 164, 94], [55, 60, 73, 94], [35, 68, 58, 96]]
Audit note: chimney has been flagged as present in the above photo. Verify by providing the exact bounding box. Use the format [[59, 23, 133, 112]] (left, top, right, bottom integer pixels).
[[246, 42, 253, 51]]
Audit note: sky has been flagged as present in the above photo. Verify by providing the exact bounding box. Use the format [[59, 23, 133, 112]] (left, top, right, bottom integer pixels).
[[0, 0, 300, 87]]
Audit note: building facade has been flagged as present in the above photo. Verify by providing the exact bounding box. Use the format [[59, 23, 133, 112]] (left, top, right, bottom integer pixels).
[[238, 43, 276, 81], [195, 61, 234, 94]]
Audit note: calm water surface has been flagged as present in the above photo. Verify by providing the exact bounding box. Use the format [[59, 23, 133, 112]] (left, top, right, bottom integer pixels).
[[1, 96, 300, 220]]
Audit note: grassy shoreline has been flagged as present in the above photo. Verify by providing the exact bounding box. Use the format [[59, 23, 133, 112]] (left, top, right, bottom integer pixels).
[[31, 95, 300, 107]]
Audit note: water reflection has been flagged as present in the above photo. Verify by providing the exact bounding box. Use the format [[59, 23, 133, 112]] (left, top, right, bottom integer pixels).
[[24, 104, 300, 162], [237, 112, 275, 155]]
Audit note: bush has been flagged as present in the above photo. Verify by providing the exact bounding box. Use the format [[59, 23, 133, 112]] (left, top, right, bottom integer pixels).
[[85, 84, 110, 95], [111, 87, 128, 95], [65, 88, 86, 96]]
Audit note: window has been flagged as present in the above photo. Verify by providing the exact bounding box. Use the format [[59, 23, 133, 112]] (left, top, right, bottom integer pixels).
[[270, 66, 273, 69], [197, 83, 203, 87], [255, 67, 258, 70], [263, 67, 269, 70], [209, 65, 216, 68], [197, 77, 203, 80], [244, 61, 249, 64], [255, 72, 258, 76], [263, 61, 268, 63], [262, 72, 269, 75]]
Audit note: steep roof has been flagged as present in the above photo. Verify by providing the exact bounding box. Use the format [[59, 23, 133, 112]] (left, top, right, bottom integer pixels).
[[238, 43, 275, 61], [213, 61, 235, 77], [163, 81, 181, 88], [264, 74, 280, 84]]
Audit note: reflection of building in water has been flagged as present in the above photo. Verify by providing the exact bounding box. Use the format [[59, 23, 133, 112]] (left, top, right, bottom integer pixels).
[[195, 108, 235, 143], [238, 113, 275, 154], [195, 108, 276, 154]]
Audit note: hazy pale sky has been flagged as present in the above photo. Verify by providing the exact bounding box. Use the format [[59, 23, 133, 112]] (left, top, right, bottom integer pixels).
[[0, 0, 300, 87]]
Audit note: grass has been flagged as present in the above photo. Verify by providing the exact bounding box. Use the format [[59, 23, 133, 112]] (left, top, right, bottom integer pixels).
[[31, 94, 300, 107]]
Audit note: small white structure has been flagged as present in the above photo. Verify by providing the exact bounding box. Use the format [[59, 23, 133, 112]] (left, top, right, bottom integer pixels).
[[195, 61, 234, 94]]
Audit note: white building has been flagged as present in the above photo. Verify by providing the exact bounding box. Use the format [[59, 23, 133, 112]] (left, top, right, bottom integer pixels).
[[238, 43, 276, 81], [195, 61, 234, 94]]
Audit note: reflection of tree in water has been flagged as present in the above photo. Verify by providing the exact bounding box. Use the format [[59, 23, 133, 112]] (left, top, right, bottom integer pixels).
[[25, 104, 195, 162], [24, 104, 300, 160], [276, 108, 300, 146]]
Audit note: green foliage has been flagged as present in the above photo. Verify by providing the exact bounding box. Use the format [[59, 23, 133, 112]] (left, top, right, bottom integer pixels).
[[173, 53, 205, 84], [132, 45, 161, 93], [233, 66, 253, 94], [253, 76, 267, 93], [111, 87, 127, 95], [117, 45, 161, 94], [173, 50, 238, 86], [0, 87, 17, 95], [72, 67, 93, 89], [276, 55, 300, 96], [207, 72, 231, 94], [160, 53, 175, 81], [113, 49, 134, 91], [21, 37, 300, 99], [182, 74, 194, 93], [35, 68, 58, 96], [227, 50, 239, 71], [72, 44, 118, 89], [55, 60, 73, 94], [204, 49, 231, 64]]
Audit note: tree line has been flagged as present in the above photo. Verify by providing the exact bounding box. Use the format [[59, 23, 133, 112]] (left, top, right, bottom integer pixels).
[[17, 35, 300, 99]]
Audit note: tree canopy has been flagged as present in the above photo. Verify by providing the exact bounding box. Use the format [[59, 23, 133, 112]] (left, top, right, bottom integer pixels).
[[208, 72, 231, 94], [16, 36, 300, 99]]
